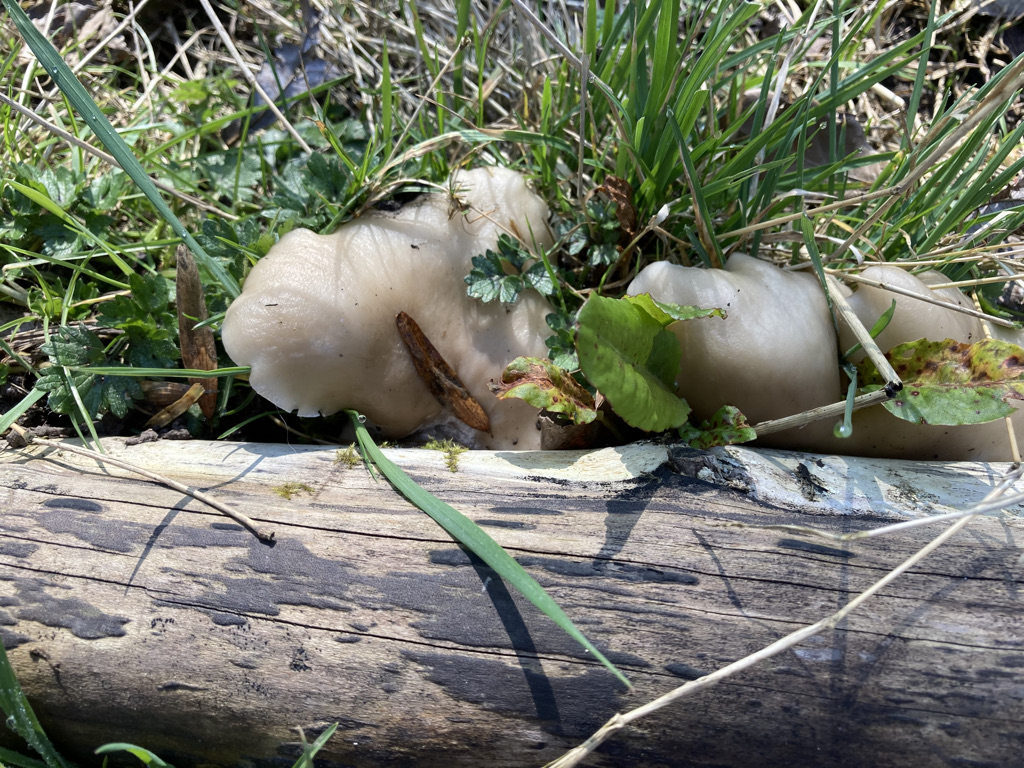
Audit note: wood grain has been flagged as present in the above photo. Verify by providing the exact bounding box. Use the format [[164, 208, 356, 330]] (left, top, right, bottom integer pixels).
[[0, 439, 1020, 767]]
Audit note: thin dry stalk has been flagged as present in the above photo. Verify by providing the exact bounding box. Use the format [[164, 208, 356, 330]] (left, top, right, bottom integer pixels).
[[196, 0, 313, 154], [828, 268, 1018, 327], [26, 438, 275, 542], [752, 389, 889, 437], [543, 472, 1019, 768], [828, 53, 1024, 266], [0, 92, 236, 218], [825, 275, 901, 391]]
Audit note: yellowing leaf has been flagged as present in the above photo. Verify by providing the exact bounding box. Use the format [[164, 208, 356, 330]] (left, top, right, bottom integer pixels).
[[491, 357, 597, 425], [857, 338, 1024, 426]]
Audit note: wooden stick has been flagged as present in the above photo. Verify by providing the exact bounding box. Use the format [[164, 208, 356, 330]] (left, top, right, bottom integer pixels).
[[752, 389, 890, 437]]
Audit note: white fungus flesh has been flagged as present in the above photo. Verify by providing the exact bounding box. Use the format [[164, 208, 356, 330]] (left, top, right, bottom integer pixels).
[[222, 166, 553, 450], [627, 254, 841, 450]]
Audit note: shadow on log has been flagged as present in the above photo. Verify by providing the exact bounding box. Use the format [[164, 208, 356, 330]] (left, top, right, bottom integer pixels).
[[0, 438, 1021, 767]]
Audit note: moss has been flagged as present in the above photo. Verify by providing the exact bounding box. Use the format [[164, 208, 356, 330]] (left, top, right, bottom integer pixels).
[[272, 481, 315, 500], [424, 438, 468, 472]]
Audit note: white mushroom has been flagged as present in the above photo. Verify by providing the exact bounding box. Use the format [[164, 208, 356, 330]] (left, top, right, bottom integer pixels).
[[629, 256, 1024, 460], [222, 166, 554, 449], [627, 253, 841, 449]]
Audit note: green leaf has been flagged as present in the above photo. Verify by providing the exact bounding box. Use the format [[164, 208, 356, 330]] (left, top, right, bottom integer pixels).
[[545, 311, 579, 371], [345, 411, 630, 688], [39, 325, 105, 367], [95, 744, 171, 767], [465, 234, 544, 303], [576, 294, 691, 432], [289, 723, 338, 768], [858, 338, 1024, 425], [624, 294, 726, 325], [492, 357, 597, 425], [465, 251, 524, 303], [678, 405, 757, 448]]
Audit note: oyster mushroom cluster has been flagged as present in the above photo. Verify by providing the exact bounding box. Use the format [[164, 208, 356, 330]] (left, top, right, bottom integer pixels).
[[222, 166, 553, 450], [628, 255, 1024, 461]]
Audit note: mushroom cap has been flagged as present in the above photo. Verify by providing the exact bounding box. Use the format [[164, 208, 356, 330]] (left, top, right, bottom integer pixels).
[[222, 166, 553, 449], [627, 254, 840, 448]]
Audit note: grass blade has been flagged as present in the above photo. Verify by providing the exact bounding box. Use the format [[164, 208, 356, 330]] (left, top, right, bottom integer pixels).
[[0, 643, 73, 768], [345, 410, 631, 688], [2, 0, 240, 298]]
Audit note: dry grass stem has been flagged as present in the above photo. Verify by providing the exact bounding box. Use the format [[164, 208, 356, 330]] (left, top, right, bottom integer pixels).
[[196, 0, 313, 154], [719, 185, 905, 241], [825, 275, 901, 391], [0, 92, 237, 218], [26, 439, 275, 542], [752, 389, 890, 437], [828, 268, 1019, 327], [828, 53, 1024, 266]]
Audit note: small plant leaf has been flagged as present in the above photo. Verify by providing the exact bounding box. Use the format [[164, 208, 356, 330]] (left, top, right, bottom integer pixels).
[[858, 338, 1024, 425], [576, 294, 691, 432], [678, 405, 757, 448], [345, 411, 630, 688], [491, 357, 597, 425], [465, 234, 553, 303], [624, 294, 726, 325]]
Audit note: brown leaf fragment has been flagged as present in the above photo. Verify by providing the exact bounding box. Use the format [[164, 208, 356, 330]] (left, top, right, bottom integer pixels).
[[176, 245, 218, 419], [395, 311, 491, 433], [145, 383, 205, 429], [592, 175, 637, 242]]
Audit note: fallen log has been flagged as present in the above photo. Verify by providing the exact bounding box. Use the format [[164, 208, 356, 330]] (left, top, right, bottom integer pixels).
[[0, 438, 1021, 767]]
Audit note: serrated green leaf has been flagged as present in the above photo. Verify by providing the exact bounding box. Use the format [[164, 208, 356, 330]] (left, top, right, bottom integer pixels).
[[678, 405, 757, 448], [576, 294, 690, 432], [492, 357, 597, 424], [858, 338, 1024, 425], [39, 325, 105, 367], [128, 273, 169, 315]]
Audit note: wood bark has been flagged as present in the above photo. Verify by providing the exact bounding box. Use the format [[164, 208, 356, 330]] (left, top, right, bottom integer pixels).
[[0, 438, 1021, 768]]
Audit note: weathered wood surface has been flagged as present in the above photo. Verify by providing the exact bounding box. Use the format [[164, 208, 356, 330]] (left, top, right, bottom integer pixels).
[[0, 438, 1022, 768]]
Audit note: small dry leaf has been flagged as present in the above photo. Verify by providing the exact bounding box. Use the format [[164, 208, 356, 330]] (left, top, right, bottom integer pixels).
[[176, 245, 218, 419], [140, 380, 193, 408], [396, 311, 491, 433], [593, 175, 637, 242]]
